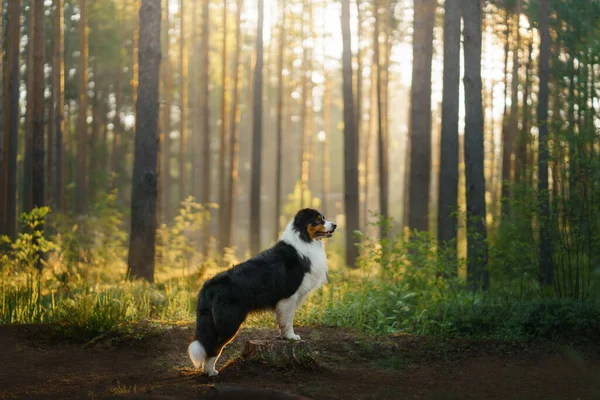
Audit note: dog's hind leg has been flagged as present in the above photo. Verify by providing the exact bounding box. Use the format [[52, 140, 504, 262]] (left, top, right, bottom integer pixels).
[[206, 301, 247, 376], [275, 294, 301, 340]]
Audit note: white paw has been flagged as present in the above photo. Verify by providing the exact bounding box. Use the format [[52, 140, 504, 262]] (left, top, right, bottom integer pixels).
[[285, 333, 301, 341], [207, 369, 219, 377]]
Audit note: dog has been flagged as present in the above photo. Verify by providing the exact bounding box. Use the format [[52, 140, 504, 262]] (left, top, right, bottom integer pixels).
[[187, 208, 336, 376]]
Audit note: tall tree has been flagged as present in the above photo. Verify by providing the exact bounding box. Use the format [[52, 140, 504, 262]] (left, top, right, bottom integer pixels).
[[437, 0, 460, 265], [23, 2, 36, 214], [51, 0, 65, 212], [179, 0, 188, 204], [374, 0, 388, 238], [408, 0, 435, 233], [299, 0, 310, 207], [161, 0, 172, 221], [249, 0, 265, 254], [537, 0, 552, 287], [76, 0, 89, 214], [0, 0, 21, 239], [225, 0, 244, 248], [218, 0, 229, 250], [461, 0, 489, 290], [274, 0, 286, 242], [200, 0, 211, 256], [31, 0, 45, 212], [128, 0, 161, 282], [112, 6, 126, 192], [500, 8, 512, 219], [341, 0, 360, 267]]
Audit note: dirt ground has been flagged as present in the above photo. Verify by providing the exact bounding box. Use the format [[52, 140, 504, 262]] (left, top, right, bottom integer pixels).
[[1, 323, 599, 400]]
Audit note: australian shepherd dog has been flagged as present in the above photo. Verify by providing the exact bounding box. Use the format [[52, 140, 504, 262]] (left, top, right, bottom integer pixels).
[[187, 208, 336, 376]]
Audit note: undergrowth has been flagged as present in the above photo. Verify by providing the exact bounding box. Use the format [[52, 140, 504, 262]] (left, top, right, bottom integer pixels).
[[1, 200, 599, 345]]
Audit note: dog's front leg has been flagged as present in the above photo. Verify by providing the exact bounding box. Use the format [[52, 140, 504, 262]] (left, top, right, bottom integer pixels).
[[275, 294, 301, 340]]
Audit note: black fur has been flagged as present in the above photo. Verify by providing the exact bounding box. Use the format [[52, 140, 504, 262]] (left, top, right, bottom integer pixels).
[[193, 241, 311, 357]]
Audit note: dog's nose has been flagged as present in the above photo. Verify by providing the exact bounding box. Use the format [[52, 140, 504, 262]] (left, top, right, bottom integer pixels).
[[331, 223, 337, 230]]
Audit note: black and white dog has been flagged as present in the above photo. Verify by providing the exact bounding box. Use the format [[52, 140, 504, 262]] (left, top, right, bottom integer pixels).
[[188, 208, 336, 376]]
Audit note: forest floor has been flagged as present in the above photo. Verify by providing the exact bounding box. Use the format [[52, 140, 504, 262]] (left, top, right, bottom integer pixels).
[[1, 323, 599, 400]]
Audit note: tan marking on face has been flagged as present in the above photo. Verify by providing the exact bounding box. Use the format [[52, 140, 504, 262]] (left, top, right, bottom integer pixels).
[[307, 222, 327, 240]]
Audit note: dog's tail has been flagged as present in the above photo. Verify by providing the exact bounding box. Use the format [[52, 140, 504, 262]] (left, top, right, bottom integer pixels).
[[187, 339, 206, 369], [188, 288, 217, 369]]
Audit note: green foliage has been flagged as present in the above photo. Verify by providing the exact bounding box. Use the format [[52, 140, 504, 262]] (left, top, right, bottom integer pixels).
[[156, 196, 215, 275], [2, 205, 599, 346]]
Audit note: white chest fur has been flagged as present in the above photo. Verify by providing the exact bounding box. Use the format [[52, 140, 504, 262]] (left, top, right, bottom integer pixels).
[[281, 221, 328, 296]]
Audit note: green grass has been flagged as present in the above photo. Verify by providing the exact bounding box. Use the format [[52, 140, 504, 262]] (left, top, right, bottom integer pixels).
[[1, 206, 600, 345]]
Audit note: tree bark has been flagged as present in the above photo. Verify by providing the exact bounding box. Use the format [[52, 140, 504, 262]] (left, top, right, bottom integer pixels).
[[76, 0, 89, 214], [537, 0, 552, 287], [0, 0, 21, 239], [461, 0, 489, 291], [437, 0, 460, 269], [128, 0, 162, 282], [249, 0, 264, 254], [179, 0, 188, 204], [218, 0, 229, 251], [299, 0, 310, 207], [23, 2, 36, 214], [505, 0, 520, 208], [341, 0, 360, 267], [112, 6, 126, 192], [408, 0, 435, 233], [161, 0, 172, 222], [374, 1, 388, 238], [225, 0, 243, 249], [31, 0, 46, 211], [516, 38, 533, 185], [200, 0, 212, 257], [322, 71, 331, 217], [51, 0, 64, 212], [274, 0, 286, 242], [500, 9, 511, 219]]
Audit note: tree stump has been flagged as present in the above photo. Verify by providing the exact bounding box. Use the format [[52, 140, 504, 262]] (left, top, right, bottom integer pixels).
[[240, 339, 318, 370]]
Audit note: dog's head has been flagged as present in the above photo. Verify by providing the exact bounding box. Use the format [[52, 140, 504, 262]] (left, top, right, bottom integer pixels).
[[292, 208, 337, 243]]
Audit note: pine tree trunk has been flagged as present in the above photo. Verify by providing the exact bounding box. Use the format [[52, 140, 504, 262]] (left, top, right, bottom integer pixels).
[[323, 71, 331, 217], [408, 0, 435, 233], [537, 0, 552, 287], [76, 0, 89, 214], [24, 2, 36, 214], [51, 0, 64, 212], [31, 0, 46, 212], [224, 0, 243, 248], [299, 0, 309, 207], [356, 0, 364, 228], [274, 0, 286, 242], [437, 0, 460, 270], [341, 0, 359, 267], [218, 0, 229, 251], [161, 0, 172, 222], [500, 10, 511, 219], [462, 0, 489, 291], [250, 0, 265, 255], [200, 0, 212, 256], [127, 0, 161, 282], [112, 7, 126, 192], [89, 83, 101, 197], [374, 1, 388, 238], [1, 0, 21, 239], [516, 39, 533, 185], [179, 0, 188, 204], [506, 0, 520, 211], [363, 54, 375, 230]]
